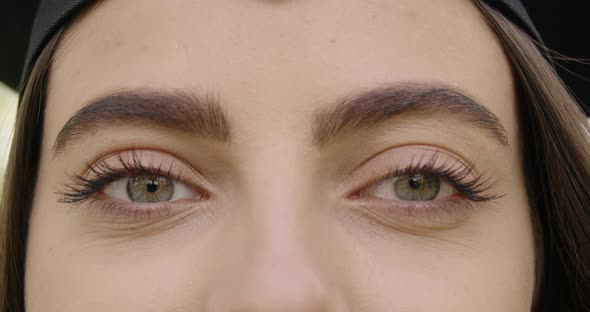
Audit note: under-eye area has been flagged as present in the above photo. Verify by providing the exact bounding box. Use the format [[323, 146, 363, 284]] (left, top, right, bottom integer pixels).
[[57, 149, 211, 225], [341, 145, 502, 231]]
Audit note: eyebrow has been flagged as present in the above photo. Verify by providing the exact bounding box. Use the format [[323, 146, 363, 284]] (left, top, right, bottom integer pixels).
[[53, 83, 509, 156], [312, 82, 509, 148], [52, 89, 231, 155]]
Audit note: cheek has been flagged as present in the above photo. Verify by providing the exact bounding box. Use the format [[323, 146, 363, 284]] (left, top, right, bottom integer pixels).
[[26, 209, 213, 310], [343, 194, 536, 311], [30, 252, 209, 310]]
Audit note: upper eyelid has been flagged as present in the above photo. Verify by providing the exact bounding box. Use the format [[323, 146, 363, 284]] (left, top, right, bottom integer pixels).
[[333, 144, 476, 192], [106, 151, 213, 193], [85, 150, 201, 179], [356, 145, 475, 175], [335, 146, 480, 197]]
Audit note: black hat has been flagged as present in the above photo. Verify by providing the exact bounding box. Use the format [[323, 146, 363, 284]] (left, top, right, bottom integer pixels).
[[1, 0, 588, 115]]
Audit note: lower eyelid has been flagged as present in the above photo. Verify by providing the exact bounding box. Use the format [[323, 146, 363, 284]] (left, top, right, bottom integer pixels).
[[89, 199, 203, 227], [343, 196, 477, 231]]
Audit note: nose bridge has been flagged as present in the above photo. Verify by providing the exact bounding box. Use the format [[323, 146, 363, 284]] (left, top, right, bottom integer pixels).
[[237, 139, 317, 239], [207, 143, 341, 311]]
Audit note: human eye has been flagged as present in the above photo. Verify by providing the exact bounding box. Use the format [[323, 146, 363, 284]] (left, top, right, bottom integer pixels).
[[103, 175, 195, 203], [361, 156, 494, 203], [346, 147, 502, 229], [57, 150, 208, 223]]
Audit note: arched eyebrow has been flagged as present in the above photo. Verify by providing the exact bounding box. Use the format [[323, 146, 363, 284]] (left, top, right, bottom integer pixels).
[[52, 82, 509, 157], [52, 89, 231, 156], [312, 82, 509, 148]]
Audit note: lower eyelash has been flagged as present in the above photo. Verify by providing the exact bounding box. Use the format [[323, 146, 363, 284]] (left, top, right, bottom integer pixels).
[[344, 195, 481, 232], [95, 199, 176, 223], [372, 195, 475, 215]]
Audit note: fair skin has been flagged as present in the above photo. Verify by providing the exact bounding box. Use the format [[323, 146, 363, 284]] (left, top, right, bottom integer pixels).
[[25, 0, 536, 310]]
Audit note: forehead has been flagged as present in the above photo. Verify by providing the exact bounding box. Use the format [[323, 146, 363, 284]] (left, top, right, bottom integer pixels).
[[47, 0, 515, 137]]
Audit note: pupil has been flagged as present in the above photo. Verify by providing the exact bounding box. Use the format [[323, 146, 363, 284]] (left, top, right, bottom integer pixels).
[[146, 180, 159, 193], [408, 175, 424, 190]]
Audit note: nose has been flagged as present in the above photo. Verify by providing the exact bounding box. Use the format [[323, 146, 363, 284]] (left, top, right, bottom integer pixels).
[[205, 197, 345, 311], [206, 220, 344, 312], [221, 255, 330, 311]]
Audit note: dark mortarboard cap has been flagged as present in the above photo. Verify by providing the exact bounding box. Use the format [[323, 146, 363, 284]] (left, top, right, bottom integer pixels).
[[1, 0, 589, 115]]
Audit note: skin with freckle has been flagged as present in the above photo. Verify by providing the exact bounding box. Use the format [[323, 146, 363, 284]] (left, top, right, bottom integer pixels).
[[25, 0, 535, 311]]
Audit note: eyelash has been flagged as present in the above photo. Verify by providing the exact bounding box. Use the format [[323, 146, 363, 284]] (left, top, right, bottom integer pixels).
[[58, 151, 499, 223], [58, 152, 202, 205], [351, 153, 500, 203]]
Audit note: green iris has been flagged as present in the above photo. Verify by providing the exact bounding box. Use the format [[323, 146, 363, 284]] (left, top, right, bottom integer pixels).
[[393, 174, 441, 201], [127, 176, 174, 202]]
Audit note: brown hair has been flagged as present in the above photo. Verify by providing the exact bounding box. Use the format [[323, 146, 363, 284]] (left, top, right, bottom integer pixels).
[[0, 26, 66, 312], [2, 2, 589, 311], [475, 1, 590, 310]]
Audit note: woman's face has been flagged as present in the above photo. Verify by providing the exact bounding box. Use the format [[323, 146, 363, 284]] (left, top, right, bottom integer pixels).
[[26, 0, 536, 310]]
